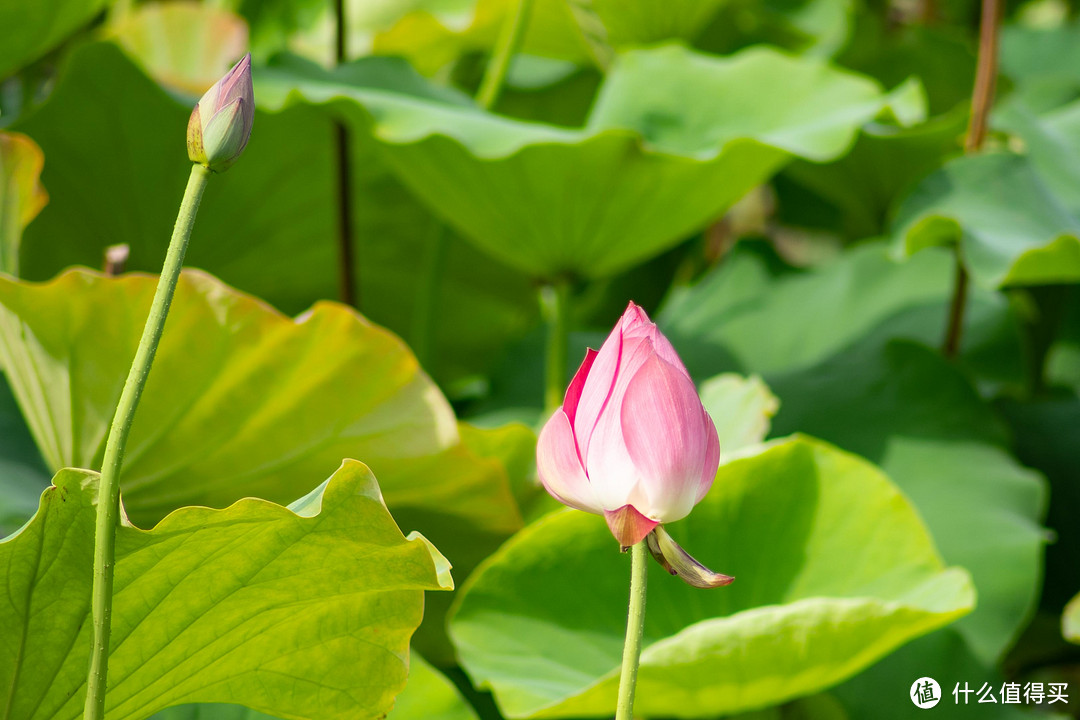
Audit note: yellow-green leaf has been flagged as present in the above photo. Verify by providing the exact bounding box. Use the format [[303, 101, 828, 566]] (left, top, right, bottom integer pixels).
[[0, 269, 518, 536], [0, 462, 452, 720], [0, 132, 48, 276]]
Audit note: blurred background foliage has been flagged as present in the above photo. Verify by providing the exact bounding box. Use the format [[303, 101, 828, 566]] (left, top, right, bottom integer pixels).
[[1, 0, 1079, 717]]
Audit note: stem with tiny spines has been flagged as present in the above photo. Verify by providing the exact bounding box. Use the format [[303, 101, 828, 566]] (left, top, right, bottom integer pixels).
[[944, 0, 1000, 358], [83, 164, 211, 720], [615, 540, 649, 720]]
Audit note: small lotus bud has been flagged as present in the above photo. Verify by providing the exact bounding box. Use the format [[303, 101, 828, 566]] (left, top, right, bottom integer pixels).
[[187, 54, 254, 172], [645, 525, 734, 589]]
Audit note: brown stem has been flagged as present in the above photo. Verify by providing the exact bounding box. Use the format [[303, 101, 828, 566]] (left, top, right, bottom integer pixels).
[[332, 0, 357, 307], [964, 0, 1001, 154], [334, 122, 357, 307], [943, 0, 1000, 358], [943, 256, 969, 358], [335, 0, 347, 64]]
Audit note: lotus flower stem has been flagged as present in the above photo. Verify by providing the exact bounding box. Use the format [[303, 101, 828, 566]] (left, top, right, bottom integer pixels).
[[616, 540, 649, 720], [542, 279, 571, 413], [83, 164, 211, 720], [944, 0, 1000, 358], [477, 0, 535, 109]]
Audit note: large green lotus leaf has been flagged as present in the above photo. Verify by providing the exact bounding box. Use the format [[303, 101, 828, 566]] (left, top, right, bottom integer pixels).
[[1001, 20, 1080, 112], [892, 151, 1080, 288], [0, 269, 521, 539], [769, 340, 1048, 665], [695, 0, 855, 58], [257, 43, 915, 279], [0, 0, 111, 77], [778, 106, 965, 240], [0, 132, 48, 276], [565, 0, 726, 50], [149, 650, 479, 720], [0, 462, 453, 720], [659, 238, 1027, 389], [1066, 594, 1080, 643], [0, 372, 50, 536], [659, 241, 961, 378], [994, 96, 1080, 211], [14, 41, 537, 382], [449, 436, 974, 718], [151, 706, 277, 720]]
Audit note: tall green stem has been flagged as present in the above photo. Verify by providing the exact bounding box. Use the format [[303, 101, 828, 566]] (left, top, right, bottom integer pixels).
[[542, 279, 571, 413], [616, 540, 649, 720], [476, 0, 535, 109], [83, 164, 211, 720]]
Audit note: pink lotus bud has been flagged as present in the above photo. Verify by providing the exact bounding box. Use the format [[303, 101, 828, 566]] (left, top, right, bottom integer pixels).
[[537, 302, 721, 549], [187, 54, 254, 172]]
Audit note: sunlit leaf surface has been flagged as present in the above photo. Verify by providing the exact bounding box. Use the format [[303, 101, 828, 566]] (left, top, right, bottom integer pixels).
[[148, 650, 480, 720], [257, 44, 917, 278], [0, 463, 452, 720]]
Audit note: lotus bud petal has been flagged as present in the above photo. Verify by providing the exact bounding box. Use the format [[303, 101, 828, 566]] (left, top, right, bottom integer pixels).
[[646, 525, 734, 588], [187, 54, 254, 172], [537, 302, 721, 549]]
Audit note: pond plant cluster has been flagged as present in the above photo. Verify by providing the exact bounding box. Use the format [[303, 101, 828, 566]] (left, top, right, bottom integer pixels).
[[0, 0, 1078, 718]]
